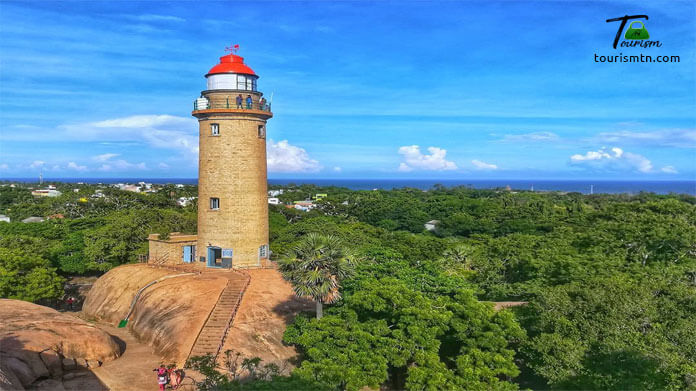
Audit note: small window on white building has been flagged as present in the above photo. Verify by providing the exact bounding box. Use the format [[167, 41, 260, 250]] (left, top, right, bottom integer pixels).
[[210, 197, 220, 210], [259, 244, 268, 259], [211, 123, 220, 136], [258, 125, 266, 139]]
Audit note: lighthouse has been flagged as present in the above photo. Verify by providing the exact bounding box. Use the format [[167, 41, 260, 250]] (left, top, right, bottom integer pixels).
[[192, 49, 272, 268]]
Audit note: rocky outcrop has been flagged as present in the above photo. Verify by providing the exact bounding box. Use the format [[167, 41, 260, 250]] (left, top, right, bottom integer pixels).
[[83, 264, 228, 365], [0, 299, 120, 390]]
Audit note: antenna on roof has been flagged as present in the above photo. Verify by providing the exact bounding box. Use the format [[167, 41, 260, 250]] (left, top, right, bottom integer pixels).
[[225, 44, 240, 54]]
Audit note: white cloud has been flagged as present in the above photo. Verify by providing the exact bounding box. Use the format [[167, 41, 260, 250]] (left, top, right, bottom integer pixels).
[[98, 159, 147, 172], [0, 164, 9, 171], [61, 115, 198, 155], [158, 163, 170, 169], [267, 140, 321, 173], [66, 162, 87, 171], [132, 14, 185, 23], [471, 159, 498, 170], [597, 129, 696, 148], [93, 153, 119, 162], [661, 166, 678, 174], [569, 147, 675, 174], [29, 160, 45, 169], [397, 145, 457, 172], [333, 166, 342, 172], [500, 132, 559, 142]]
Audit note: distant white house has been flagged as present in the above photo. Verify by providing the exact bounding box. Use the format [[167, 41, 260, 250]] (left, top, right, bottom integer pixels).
[[268, 189, 284, 197], [0, 215, 10, 223], [293, 201, 315, 211], [175, 184, 185, 188], [268, 197, 281, 205], [22, 216, 45, 223], [177, 196, 197, 207], [116, 184, 141, 193], [424, 220, 440, 232], [31, 189, 62, 197], [91, 190, 105, 199]]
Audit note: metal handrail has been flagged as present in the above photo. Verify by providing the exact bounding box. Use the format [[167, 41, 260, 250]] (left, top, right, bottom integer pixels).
[[193, 100, 271, 112]]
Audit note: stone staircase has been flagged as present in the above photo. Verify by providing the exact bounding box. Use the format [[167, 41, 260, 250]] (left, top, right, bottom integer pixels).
[[187, 272, 250, 361]]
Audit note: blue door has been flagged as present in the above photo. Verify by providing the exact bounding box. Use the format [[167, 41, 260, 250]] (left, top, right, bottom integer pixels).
[[183, 246, 192, 263], [207, 247, 223, 267]]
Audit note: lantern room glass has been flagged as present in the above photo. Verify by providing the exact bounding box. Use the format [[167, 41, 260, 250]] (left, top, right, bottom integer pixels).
[[207, 73, 258, 91]]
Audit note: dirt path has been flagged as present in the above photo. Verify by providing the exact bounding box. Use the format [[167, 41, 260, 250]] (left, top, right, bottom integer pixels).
[[90, 322, 169, 391]]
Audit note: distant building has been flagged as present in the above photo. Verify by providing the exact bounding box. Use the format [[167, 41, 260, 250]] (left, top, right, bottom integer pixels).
[[177, 197, 197, 207], [22, 216, 45, 223], [31, 189, 62, 197], [48, 214, 65, 220], [0, 215, 10, 223], [268, 189, 284, 197], [73, 188, 80, 193], [116, 184, 141, 193], [424, 220, 440, 232], [313, 193, 328, 201], [293, 201, 315, 211], [268, 197, 280, 205]]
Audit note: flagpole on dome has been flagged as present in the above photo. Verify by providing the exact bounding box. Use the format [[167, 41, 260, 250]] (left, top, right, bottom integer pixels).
[[225, 43, 240, 54]]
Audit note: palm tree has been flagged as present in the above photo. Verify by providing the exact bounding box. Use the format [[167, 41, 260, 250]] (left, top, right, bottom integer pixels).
[[278, 233, 356, 319]]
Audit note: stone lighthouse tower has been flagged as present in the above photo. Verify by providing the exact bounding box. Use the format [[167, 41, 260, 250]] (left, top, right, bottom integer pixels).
[[192, 50, 272, 268]]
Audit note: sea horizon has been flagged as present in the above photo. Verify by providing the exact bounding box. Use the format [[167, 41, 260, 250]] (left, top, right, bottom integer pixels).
[[2, 177, 695, 196]]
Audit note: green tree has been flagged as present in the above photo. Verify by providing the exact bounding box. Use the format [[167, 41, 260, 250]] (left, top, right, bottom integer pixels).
[[278, 233, 356, 319], [285, 277, 525, 391], [0, 248, 64, 302]]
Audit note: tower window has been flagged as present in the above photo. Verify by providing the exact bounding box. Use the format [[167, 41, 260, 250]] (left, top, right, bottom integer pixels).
[[211, 123, 220, 136], [258, 125, 266, 139], [210, 197, 220, 210], [259, 244, 268, 259]]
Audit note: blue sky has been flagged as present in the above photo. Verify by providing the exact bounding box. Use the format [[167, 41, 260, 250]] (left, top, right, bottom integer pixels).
[[0, 0, 694, 180]]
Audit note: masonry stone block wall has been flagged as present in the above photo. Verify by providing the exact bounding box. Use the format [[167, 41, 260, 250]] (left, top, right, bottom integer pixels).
[[195, 90, 271, 268], [148, 234, 198, 265]]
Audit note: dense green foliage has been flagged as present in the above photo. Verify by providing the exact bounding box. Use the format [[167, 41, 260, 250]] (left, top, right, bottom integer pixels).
[[285, 278, 524, 391], [0, 247, 64, 302], [269, 184, 696, 390], [2, 182, 695, 389], [0, 183, 196, 302]]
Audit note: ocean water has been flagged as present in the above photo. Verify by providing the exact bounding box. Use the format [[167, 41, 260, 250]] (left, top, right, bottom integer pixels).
[[3, 178, 695, 195]]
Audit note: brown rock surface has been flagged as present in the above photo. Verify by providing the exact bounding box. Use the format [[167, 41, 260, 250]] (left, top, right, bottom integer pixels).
[[0, 299, 120, 389], [83, 264, 228, 364], [82, 264, 175, 321], [222, 269, 313, 369]]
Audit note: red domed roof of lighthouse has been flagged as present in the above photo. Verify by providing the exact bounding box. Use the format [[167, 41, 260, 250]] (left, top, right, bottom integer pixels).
[[206, 54, 257, 77]]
